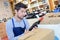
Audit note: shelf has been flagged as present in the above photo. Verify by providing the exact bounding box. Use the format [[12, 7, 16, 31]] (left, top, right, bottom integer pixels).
[[38, 2, 43, 5], [38, 0, 42, 2], [30, 0, 37, 4], [32, 7, 38, 10]]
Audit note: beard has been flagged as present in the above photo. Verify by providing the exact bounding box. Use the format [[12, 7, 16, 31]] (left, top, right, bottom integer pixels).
[[17, 15, 24, 20]]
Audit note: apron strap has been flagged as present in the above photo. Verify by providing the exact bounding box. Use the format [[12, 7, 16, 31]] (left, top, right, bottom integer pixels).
[[12, 18, 15, 27], [12, 18, 26, 28], [23, 20, 26, 28]]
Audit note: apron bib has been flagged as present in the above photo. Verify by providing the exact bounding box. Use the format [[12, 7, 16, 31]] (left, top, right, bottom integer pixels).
[[12, 18, 26, 37]]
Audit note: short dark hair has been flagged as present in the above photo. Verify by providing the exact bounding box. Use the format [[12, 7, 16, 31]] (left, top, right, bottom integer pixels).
[[15, 2, 27, 11]]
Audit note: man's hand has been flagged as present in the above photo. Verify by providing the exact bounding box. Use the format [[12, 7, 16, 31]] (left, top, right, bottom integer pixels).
[[24, 30, 29, 34]]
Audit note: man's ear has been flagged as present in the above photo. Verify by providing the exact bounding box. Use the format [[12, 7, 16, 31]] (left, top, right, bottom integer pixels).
[[15, 10, 17, 14]]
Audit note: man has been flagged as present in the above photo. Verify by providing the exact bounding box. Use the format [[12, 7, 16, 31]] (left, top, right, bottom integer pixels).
[[53, 4, 60, 13], [6, 2, 30, 40]]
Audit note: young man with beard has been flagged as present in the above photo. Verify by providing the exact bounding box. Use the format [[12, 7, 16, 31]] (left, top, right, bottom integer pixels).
[[6, 2, 30, 40]]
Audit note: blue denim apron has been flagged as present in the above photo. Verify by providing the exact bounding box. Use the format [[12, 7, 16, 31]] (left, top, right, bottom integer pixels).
[[12, 18, 26, 37]]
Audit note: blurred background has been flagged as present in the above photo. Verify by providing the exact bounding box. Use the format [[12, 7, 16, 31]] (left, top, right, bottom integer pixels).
[[0, 0, 60, 40]]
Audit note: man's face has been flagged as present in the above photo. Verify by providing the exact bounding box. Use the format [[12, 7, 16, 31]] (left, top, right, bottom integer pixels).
[[15, 8, 27, 19]]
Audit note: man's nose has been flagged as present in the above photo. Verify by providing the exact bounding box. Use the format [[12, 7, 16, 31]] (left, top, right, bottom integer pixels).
[[24, 12, 27, 17], [25, 12, 27, 15]]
